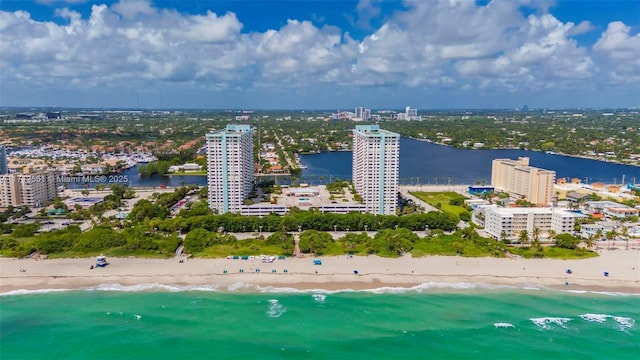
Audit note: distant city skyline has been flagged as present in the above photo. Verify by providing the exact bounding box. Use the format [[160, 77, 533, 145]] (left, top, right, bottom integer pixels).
[[0, 0, 638, 109]]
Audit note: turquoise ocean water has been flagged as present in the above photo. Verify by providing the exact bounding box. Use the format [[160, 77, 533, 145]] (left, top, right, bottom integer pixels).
[[1, 285, 638, 360]]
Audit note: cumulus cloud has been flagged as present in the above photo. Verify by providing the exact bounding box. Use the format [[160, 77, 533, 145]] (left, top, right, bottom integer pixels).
[[568, 20, 595, 36], [593, 21, 640, 85], [0, 0, 636, 106], [354, 0, 382, 29]]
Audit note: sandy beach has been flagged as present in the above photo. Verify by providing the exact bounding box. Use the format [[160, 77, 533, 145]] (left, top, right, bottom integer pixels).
[[1, 251, 639, 294]]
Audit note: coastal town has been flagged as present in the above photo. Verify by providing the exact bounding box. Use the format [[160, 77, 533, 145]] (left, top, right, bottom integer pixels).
[[0, 110, 639, 260], [2, 0, 640, 358]]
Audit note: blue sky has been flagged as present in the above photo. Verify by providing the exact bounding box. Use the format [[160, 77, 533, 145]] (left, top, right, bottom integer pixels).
[[0, 0, 638, 109]]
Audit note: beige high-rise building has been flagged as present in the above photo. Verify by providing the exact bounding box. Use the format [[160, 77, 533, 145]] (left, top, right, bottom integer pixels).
[[491, 157, 555, 205], [0, 170, 58, 208]]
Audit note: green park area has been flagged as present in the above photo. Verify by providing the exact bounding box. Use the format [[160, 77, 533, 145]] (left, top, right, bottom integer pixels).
[[410, 191, 469, 215]]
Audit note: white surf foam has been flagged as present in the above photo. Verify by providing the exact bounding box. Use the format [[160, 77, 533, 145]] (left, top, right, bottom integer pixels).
[[267, 299, 286, 318], [530, 317, 572, 330], [88, 283, 226, 293], [312, 294, 326, 303], [0, 288, 71, 297], [579, 313, 609, 323], [3, 281, 636, 296], [580, 314, 636, 331], [564, 290, 639, 297], [90, 283, 185, 292], [612, 316, 636, 331], [494, 322, 515, 328]]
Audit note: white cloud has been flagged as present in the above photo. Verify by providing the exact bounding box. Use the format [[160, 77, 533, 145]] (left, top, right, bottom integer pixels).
[[568, 20, 595, 36], [111, 0, 155, 20], [174, 11, 243, 43], [355, 0, 382, 29], [0, 0, 636, 106], [594, 21, 640, 60], [593, 21, 640, 85]]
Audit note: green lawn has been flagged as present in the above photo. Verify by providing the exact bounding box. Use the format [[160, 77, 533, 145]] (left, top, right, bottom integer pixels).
[[410, 191, 468, 215]]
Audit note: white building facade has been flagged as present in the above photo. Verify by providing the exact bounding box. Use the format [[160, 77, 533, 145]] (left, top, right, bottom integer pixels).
[[483, 206, 578, 240], [206, 124, 254, 214], [352, 125, 399, 215], [354, 107, 371, 121]]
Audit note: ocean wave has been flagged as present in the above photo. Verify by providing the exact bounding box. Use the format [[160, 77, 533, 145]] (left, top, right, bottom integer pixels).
[[0, 288, 72, 297], [563, 290, 640, 297], [530, 317, 572, 330], [253, 282, 515, 295], [1, 281, 638, 296], [493, 322, 515, 328], [579, 314, 636, 331], [267, 299, 286, 318], [89, 283, 187, 292]]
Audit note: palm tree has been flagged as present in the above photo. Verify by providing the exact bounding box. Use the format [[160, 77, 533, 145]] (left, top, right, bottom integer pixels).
[[519, 230, 529, 248], [547, 230, 557, 245], [605, 228, 618, 250], [621, 226, 629, 250], [595, 228, 603, 250], [532, 227, 542, 251], [584, 234, 596, 250], [500, 230, 508, 243]]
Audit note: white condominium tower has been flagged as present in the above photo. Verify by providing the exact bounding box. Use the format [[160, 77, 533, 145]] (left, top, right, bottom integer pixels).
[[206, 124, 254, 214], [352, 125, 400, 215]]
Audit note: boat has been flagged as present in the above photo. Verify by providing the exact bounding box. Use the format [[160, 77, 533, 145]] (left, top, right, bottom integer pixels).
[[95, 255, 109, 267]]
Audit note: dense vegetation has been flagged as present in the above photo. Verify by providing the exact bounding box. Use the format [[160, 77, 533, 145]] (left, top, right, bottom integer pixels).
[[3, 109, 639, 167], [0, 184, 597, 260]]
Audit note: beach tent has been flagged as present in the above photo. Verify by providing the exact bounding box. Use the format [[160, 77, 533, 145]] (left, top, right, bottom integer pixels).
[[313, 259, 322, 265]]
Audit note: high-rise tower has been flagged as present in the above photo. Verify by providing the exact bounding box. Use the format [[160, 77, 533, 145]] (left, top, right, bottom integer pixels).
[[491, 157, 556, 206], [352, 125, 399, 214], [206, 124, 254, 214], [0, 145, 7, 175]]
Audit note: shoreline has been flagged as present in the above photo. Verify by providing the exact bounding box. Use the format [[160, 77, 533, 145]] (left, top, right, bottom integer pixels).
[[2, 251, 638, 295], [405, 136, 640, 168]]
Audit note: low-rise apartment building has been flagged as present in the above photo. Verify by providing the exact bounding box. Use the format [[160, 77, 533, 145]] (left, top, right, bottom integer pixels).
[[482, 206, 579, 240]]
